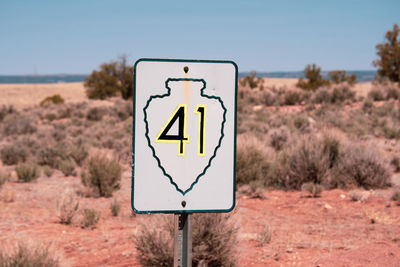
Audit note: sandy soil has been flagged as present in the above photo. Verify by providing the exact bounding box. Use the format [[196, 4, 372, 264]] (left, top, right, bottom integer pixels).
[[0, 83, 86, 109]]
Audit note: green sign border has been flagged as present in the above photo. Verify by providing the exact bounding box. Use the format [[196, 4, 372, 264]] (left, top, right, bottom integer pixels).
[[132, 58, 238, 214]]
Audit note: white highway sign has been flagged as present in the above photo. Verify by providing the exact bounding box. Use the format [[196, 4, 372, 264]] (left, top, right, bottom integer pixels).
[[132, 58, 237, 213]]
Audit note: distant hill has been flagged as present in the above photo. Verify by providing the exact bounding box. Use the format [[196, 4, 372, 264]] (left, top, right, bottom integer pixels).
[[0, 70, 377, 84], [239, 70, 377, 82], [0, 74, 88, 84]]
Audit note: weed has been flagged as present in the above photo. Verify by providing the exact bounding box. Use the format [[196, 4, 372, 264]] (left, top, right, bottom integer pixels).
[[333, 146, 392, 189], [40, 94, 65, 106], [81, 208, 100, 229], [2, 114, 37, 136], [0, 244, 59, 267], [390, 156, 400, 172], [86, 107, 106, 121], [135, 213, 238, 267], [257, 223, 272, 247], [0, 143, 28, 165], [15, 163, 40, 183], [110, 198, 121, 216], [349, 190, 370, 202], [301, 182, 324, 197], [58, 159, 76, 177], [283, 136, 330, 189], [269, 127, 289, 151], [58, 192, 79, 225], [43, 166, 54, 177], [81, 153, 122, 197]]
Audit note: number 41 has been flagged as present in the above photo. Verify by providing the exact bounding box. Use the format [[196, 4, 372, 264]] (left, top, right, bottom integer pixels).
[[156, 104, 206, 156]]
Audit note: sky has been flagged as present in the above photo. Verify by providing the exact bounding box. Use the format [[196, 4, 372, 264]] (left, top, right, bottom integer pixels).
[[0, 0, 399, 75]]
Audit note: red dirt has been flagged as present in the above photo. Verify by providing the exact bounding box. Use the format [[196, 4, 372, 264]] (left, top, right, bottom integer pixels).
[[1, 169, 400, 266]]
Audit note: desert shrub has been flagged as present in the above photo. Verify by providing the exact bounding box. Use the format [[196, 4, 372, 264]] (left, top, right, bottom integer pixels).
[[85, 55, 133, 99], [0, 244, 59, 267], [0, 105, 16, 122], [313, 85, 356, 104], [256, 222, 272, 247], [280, 88, 305, 105], [362, 99, 374, 112], [37, 143, 69, 168], [328, 70, 357, 85], [52, 127, 66, 142], [301, 182, 324, 197], [269, 127, 289, 151], [15, 163, 40, 183], [349, 190, 370, 202], [2, 114, 37, 136], [110, 199, 120, 216], [391, 156, 400, 172], [0, 169, 10, 189], [283, 136, 330, 189], [236, 145, 268, 185], [58, 159, 76, 176], [81, 208, 100, 229], [297, 64, 329, 91], [58, 192, 79, 225], [373, 24, 400, 82], [292, 115, 310, 131], [332, 146, 392, 189], [322, 134, 341, 168], [86, 107, 106, 121], [40, 94, 65, 107], [81, 154, 122, 197], [391, 190, 400, 205], [383, 126, 400, 139], [43, 166, 53, 177], [112, 100, 133, 121], [135, 213, 238, 267], [368, 87, 385, 101], [240, 71, 264, 89], [68, 141, 89, 166], [0, 143, 28, 165], [385, 85, 400, 100]]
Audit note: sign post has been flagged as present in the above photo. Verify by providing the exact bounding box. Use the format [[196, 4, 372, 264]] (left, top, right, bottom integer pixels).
[[132, 58, 237, 266]]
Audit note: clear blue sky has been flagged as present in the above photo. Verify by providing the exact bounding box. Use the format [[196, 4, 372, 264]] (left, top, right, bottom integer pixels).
[[0, 0, 399, 75]]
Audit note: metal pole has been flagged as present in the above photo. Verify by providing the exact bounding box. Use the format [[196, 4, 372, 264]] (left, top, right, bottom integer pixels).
[[174, 213, 192, 267]]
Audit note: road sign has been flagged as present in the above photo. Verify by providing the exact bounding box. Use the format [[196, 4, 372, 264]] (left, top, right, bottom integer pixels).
[[132, 58, 237, 213]]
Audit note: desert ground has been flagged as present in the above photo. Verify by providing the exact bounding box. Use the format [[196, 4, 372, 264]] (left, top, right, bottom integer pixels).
[[0, 79, 400, 266]]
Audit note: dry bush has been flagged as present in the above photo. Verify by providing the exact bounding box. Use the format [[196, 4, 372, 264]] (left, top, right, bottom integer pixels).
[[81, 208, 100, 229], [0, 143, 28, 165], [40, 94, 65, 107], [15, 163, 40, 183], [68, 140, 89, 166], [0, 244, 59, 267], [256, 222, 272, 247], [332, 146, 392, 189], [283, 135, 330, 189], [42, 166, 53, 177], [58, 159, 76, 177], [349, 190, 370, 202], [240, 71, 264, 89], [0, 105, 16, 122], [112, 100, 133, 121], [313, 85, 356, 104], [279, 88, 307, 105], [391, 156, 400, 172], [2, 114, 37, 136], [135, 213, 238, 267], [110, 198, 120, 216], [269, 127, 289, 151], [81, 153, 122, 197], [57, 192, 79, 225], [301, 182, 324, 197], [86, 107, 106, 121], [37, 144, 69, 169], [391, 190, 400, 205], [368, 87, 385, 101]]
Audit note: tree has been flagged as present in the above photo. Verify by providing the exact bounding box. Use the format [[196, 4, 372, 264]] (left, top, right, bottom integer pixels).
[[328, 70, 357, 86], [373, 24, 400, 82], [297, 64, 329, 91], [85, 56, 134, 100]]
